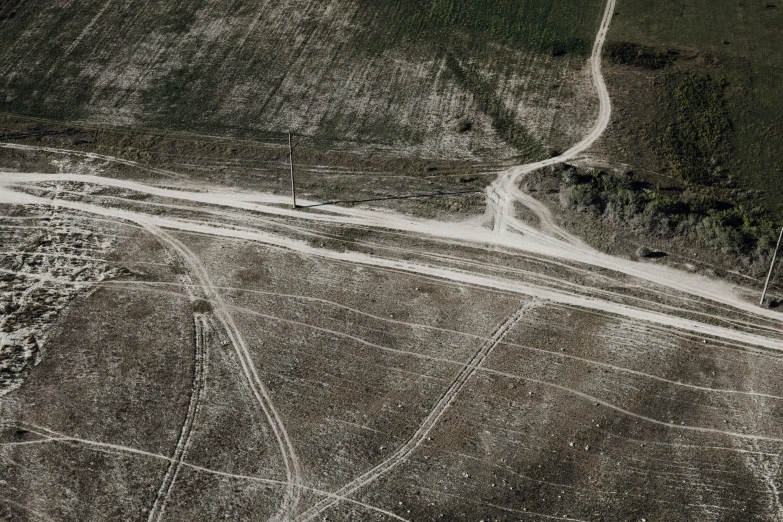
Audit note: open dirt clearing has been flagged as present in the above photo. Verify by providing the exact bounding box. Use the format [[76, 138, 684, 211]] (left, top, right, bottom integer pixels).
[[3, 222, 781, 521], [1, 0, 782, 520]]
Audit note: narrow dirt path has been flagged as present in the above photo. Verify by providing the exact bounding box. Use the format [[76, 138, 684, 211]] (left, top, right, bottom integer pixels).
[[145, 314, 209, 522], [0, 422, 410, 522], [99, 279, 783, 401], [293, 300, 538, 522], [487, 0, 616, 238], [141, 224, 303, 521]]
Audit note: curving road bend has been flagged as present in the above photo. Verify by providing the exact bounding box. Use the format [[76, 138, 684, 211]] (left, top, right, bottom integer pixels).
[[487, 0, 615, 240]]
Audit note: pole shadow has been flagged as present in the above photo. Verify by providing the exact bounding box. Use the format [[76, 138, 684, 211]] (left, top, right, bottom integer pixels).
[[297, 189, 482, 209]]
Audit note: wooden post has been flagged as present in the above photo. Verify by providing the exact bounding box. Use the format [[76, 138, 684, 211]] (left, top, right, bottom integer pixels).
[[289, 132, 297, 209], [760, 225, 783, 306]]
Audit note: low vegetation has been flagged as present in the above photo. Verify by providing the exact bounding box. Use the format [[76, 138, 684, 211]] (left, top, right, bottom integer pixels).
[[191, 299, 213, 314], [606, 0, 783, 214], [359, 0, 597, 56], [604, 42, 678, 70], [552, 164, 780, 274], [658, 73, 733, 184]]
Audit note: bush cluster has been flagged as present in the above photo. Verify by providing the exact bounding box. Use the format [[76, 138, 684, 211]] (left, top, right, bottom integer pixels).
[[604, 42, 678, 69], [556, 166, 779, 274]]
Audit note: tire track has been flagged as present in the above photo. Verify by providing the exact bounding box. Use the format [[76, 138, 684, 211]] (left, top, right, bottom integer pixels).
[[48, 276, 783, 402], [141, 224, 303, 521], [2, 184, 780, 350], [294, 300, 538, 522], [4, 170, 780, 335], [15, 181, 774, 334], [0, 423, 409, 522], [488, 0, 616, 238], [0, 142, 182, 179], [145, 314, 209, 522]]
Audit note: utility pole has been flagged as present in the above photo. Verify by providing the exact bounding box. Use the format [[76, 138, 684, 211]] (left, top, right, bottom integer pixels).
[[760, 225, 783, 306], [289, 132, 297, 209]]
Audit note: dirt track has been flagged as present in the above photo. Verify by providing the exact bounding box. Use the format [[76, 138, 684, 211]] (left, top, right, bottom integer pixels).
[[2, 0, 783, 520]]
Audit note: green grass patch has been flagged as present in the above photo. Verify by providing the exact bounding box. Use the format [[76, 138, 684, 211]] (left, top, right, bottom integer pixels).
[[608, 0, 783, 213], [658, 73, 733, 184], [357, 0, 598, 56], [0, 0, 604, 161]]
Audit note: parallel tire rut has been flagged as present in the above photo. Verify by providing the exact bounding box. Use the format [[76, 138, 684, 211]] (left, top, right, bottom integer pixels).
[[146, 314, 209, 522], [295, 300, 538, 522], [143, 224, 303, 521]]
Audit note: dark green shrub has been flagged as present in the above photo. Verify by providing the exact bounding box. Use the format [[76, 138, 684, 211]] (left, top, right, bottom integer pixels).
[[605, 42, 678, 69], [192, 299, 212, 314], [554, 165, 779, 273]]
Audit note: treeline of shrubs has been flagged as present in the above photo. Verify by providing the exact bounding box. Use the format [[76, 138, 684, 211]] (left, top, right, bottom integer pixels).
[[555, 165, 780, 275]]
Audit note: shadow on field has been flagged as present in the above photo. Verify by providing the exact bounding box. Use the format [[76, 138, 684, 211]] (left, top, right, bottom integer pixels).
[[299, 189, 482, 208]]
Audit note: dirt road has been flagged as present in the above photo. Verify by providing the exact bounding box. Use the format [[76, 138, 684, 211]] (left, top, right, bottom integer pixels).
[[1, 0, 781, 519], [487, 0, 615, 239]]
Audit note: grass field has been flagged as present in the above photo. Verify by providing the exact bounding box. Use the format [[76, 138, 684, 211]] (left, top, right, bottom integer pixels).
[[0, 0, 604, 161], [600, 0, 783, 213]]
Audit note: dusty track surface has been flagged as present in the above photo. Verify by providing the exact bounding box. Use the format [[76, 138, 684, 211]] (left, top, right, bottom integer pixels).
[[294, 300, 539, 522], [146, 314, 208, 522], [2, 0, 783, 520]]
